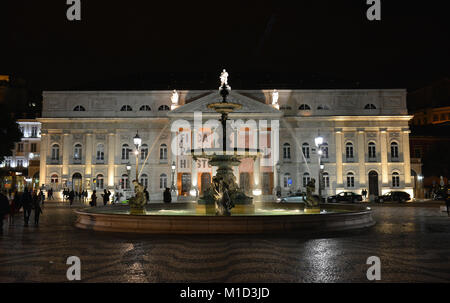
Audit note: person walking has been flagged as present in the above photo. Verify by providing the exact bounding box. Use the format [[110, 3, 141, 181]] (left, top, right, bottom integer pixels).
[[102, 189, 111, 206], [0, 191, 10, 234], [22, 188, 33, 227], [91, 190, 97, 207], [33, 198, 43, 226], [144, 187, 149, 203], [9, 193, 15, 225], [445, 193, 450, 217], [163, 188, 171, 203], [68, 190, 75, 207]]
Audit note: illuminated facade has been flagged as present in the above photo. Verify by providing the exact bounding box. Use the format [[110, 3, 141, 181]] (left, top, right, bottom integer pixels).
[[38, 88, 414, 201]]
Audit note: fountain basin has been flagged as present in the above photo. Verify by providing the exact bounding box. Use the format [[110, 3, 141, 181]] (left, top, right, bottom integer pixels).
[[74, 203, 375, 234]]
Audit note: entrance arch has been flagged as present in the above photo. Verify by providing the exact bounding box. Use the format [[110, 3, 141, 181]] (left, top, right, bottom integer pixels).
[[72, 173, 83, 193], [200, 173, 211, 194], [181, 173, 191, 196], [368, 171, 379, 200]]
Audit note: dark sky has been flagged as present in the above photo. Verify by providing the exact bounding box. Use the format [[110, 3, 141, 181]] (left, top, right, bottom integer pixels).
[[1, 0, 449, 91]]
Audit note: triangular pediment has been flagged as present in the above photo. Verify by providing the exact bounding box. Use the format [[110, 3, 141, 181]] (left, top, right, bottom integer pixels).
[[169, 90, 282, 118]]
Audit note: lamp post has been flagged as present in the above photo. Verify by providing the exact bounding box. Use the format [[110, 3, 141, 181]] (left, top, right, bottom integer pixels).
[[126, 163, 131, 189], [315, 136, 324, 203], [171, 161, 176, 192], [133, 131, 142, 181]]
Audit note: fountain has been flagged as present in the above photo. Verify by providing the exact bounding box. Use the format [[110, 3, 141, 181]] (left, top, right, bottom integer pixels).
[[193, 71, 257, 216], [74, 70, 375, 234]]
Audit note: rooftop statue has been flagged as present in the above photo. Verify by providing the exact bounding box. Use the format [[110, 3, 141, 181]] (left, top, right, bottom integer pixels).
[[171, 89, 179, 105], [272, 89, 279, 105]]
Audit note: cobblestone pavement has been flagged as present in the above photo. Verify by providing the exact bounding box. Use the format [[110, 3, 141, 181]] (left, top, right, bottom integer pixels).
[[0, 202, 449, 282]]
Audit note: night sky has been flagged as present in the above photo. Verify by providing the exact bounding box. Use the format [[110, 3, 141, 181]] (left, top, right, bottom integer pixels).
[[1, 0, 449, 91]]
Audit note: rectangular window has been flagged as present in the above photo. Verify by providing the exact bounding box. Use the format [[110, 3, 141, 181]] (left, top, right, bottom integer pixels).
[[17, 143, 24, 152], [31, 126, 38, 137], [30, 143, 37, 153], [17, 160, 23, 167], [180, 159, 187, 168]]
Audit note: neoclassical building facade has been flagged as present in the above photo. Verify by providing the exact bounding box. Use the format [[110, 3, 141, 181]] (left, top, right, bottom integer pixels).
[[38, 88, 413, 201]]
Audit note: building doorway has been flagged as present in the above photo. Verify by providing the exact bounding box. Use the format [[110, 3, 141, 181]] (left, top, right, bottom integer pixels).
[[239, 172, 251, 195], [262, 172, 274, 195], [72, 173, 83, 193], [368, 171, 379, 200], [201, 173, 211, 194], [181, 173, 191, 196]]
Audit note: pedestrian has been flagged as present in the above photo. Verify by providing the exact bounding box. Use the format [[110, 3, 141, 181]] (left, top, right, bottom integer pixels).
[[445, 193, 450, 217], [91, 190, 97, 207], [0, 191, 10, 234], [22, 188, 33, 227], [9, 193, 15, 225], [163, 188, 171, 203], [39, 190, 45, 206], [68, 190, 75, 207], [144, 187, 149, 203], [33, 198, 43, 226]]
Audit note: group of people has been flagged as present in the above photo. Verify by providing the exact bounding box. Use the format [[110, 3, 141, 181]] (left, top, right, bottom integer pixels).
[[0, 188, 44, 234], [63, 188, 88, 205]]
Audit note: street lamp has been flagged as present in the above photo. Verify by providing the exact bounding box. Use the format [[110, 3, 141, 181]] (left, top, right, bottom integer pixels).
[[315, 135, 324, 203], [133, 131, 141, 181], [126, 163, 131, 189], [171, 161, 176, 192]]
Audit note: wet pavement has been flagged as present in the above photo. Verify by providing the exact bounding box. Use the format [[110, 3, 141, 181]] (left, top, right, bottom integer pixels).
[[0, 202, 449, 282]]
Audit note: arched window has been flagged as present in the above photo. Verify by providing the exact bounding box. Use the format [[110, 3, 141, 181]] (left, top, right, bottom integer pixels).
[[368, 142, 376, 159], [283, 143, 291, 160], [158, 105, 170, 111], [122, 144, 130, 160], [283, 173, 292, 188], [73, 105, 86, 111], [160, 173, 168, 189], [51, 174, 59, 184], [73, 144, 82, 160], [323, 172, 330, 188], [321, 143, 329, 159], [391, 142, 399, 159], [298, 104, 311, 110], [302, 143, 310, 159], [364, 104, 377, 109], [392, 172, 400, 187], [160, 144, 168, 160], [141, 144, 148, 160], [51, 144, 60, 160], [317, 104, 330, 110], [346, 172, 355, 188], [96, 144, 105, 161], [96, 174, 104, 189], [120, 174, 129, 189], [346, 142, 354, 159], [139, 173, 149, 189], [120, 105, 133, 111], [139, 105, 151, 111], [302, 172, 310, 188]]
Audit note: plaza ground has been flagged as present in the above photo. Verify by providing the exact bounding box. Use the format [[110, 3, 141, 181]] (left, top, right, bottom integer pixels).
[[0, 200, 449, 282]]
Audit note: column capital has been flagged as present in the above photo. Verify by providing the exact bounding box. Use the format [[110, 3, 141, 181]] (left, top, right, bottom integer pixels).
[[357, 128, 365, 133], [335, 128, 343, 133], [379, 128, 387, 133]]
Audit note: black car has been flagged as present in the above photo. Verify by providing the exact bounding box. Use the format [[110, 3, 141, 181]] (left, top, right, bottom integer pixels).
[[376, 191, 410, 203], [327, 192, 363, 203]]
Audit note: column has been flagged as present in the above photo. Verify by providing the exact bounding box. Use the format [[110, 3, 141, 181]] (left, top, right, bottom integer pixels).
[[380, 129, 388, 185], [191, 157, 198, 196], [39, 132, 48, 187], [335, 129, 343, 187], [402, 129, 412, 187], [85, 133, 93, 181], [108, 133, 115, 187], [357, 129, 366, 187], [271, 120, 280, 196], [62, 132, 70, 181]]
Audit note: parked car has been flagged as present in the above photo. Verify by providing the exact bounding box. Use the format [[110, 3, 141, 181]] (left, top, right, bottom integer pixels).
[[327, 192, 363, 203], [279, 192, 306, 203], [376, 191, 411, 203]]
